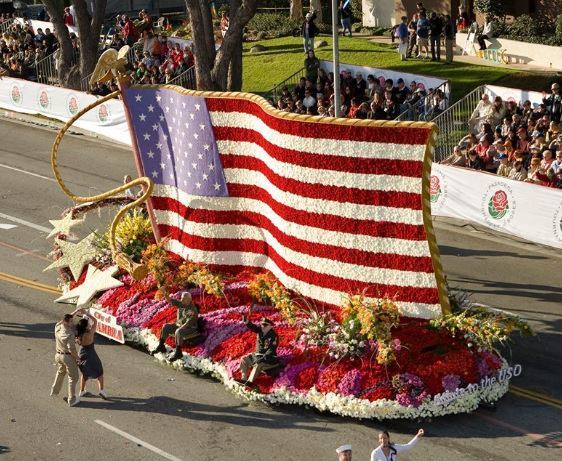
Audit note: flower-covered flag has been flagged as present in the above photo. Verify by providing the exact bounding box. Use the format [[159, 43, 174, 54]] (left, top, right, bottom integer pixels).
[[122, 86, 449, 319]]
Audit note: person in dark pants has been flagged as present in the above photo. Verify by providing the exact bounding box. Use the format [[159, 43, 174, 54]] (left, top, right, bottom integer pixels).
[[340, 0, 352, 37], [429, 12, 443, 61], [302, 10, 318, 52], [443, 14, 456, 64], [407, 13, 418, 58], [238, 314, 279, 383], [477, 17, 494, 50]]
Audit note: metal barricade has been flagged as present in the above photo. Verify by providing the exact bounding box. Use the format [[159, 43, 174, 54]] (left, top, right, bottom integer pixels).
[[34, 51, 57, 85], [431, 85, 485, 162], [0, 18, 15, 34], [168, 65, 196, 89], [269, 67, 306, 103]]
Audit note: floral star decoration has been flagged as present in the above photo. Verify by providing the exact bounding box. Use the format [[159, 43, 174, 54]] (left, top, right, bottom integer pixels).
[[55, 265, 123, 307], [47, 213, 85, 239], [43, 233, 99, 281]]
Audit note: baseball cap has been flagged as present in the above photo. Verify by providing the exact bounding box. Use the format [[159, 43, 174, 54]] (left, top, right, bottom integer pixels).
[[498, 153, 508, 159], [531, 130, 542, 137]]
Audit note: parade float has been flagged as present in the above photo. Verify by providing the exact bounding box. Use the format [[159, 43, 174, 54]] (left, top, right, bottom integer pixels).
[[43, 48, 531, 420]]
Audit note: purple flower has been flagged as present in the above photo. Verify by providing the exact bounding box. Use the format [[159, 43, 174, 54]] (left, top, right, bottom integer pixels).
[[442, 374, 461, 392], [273, 362, 315, 390], [390, 338, 402, 351], [338, 369, 363, 397]]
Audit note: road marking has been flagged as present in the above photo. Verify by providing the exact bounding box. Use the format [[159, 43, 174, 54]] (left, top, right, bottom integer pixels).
[[0, 271, 61, 295], [0, 162, 56, 182], [0, 212, 52, 233], [0, 223, 17, 230], [509, 385, 562, 411], [95, 420, 184, 461], [0, 240, 50, 261]]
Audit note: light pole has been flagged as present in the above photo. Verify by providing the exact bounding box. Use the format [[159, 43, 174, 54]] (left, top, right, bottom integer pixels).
[[331, 0, 341, 117]]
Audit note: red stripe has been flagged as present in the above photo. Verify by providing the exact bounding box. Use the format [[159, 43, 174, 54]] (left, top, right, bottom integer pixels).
[[161, 227, 439, 305], [221, 154, 422, 209], [206, 98, 432, 145], [151, 192, 427, 240], [156, 214, 434, 272], [214, 126, 425, 177]]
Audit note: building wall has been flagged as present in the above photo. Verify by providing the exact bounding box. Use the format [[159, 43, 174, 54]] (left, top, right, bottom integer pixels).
[[363, 0, 460, 27]]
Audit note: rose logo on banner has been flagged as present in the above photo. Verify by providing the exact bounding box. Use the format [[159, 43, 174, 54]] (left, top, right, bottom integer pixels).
[[481, 183, 516, 228], [553, 202, 562, 243], [67, 94, 79, 116], [38, 89, 50, 111], [10, 84, 22, 106], [97, 104, 111, 123], [429, 168, 447, 212]]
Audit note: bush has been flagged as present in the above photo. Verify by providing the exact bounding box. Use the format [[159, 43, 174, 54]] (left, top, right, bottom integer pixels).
[[247, 13, 300, 38], [474, 0, 505, 19], [556, 14, 562, 41], [507, 14, 544, 37]]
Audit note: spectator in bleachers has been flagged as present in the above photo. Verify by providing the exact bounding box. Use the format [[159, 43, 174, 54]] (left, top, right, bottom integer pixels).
[[304, 50, 320, 83], [543, 83, 561, 123], [466, 148, 485, 170], [441, 146, 466, 166], [468, 93, 492, 133], [496, 153, 511, 177]]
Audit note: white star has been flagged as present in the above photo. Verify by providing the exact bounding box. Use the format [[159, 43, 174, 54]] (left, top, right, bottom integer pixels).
[[152, 124, 158, 131], [179, 111, 183, 117], [159, 115, 165, 121], [134, 94, 142, 102], [156, 142, 163, 150], [193, 133, 199, 139], [184, 122, 189, 128], [143, 133, 151, 141], [208, 163, 215, 171], [148, 104, 154, 112], [165, 106, 170, 113], [167, 153, 172, 160], [188, 143, 193, 149], [170, 97, 174, 103], [195, 104, 201, 111], [199, 124, 205, 130], [184, 151, 188, 158], [214, 182, 221, 191], [160, 162, 166, 170], [202, 173, 208, 181], [181, 160, 185, 166], [139, 113, 147, 122], [156, 95, 162, 102], [169, 172, 174, 180], [183, 180, 187, 186], [190, 113, 195, 120], [195, 182, 201, 189], [203, 144, 210, 151], [55, 265, 124, 307], [172, 117, 176, 123], [192, 163, 197, 169], [47, 214, 85, 239], [198, 153, 203, 160], [163, 134, 168, 141], [152, 170, 159, 178], [43, 233, 98, 280], [147, 150, 155, 158], [187, 171, 192, 178], [182, 102, 186, 108], [169, 127, 174, 133]]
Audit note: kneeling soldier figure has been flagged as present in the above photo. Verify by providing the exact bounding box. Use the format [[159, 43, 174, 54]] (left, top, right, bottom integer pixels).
[[151, 288, 200, 361], [239, 312, 279, 383]]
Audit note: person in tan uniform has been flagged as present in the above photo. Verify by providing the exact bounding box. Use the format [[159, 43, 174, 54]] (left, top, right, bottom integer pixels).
[[50, 310, 82, 406]]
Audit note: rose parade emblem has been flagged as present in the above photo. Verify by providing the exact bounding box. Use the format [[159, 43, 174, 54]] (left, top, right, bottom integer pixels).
[[38, 89, 50, 111], [481, 183, 515, 228], [430, 175, 441, 203], [97, 104, 110, 123], [553, 203, 562, 243], [10, 84, 22, 106], [67, 94, 79, 116], [429, 168, 447, 212]]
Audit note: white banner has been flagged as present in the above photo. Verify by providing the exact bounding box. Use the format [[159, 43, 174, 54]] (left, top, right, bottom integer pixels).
[[16, 18, 79, 36], [485, 85, 544, 108], [0, 77, 130, 144], [431, 164, 562, 249], [320, 60, 450, 97]]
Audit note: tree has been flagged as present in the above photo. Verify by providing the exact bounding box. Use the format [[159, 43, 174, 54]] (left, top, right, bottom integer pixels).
[[185, 0, 257, 91], [310, 0, 322, 23], [41, 0, 107, 89], [473, 0, 505, 20], [290, 0, 303, 22]]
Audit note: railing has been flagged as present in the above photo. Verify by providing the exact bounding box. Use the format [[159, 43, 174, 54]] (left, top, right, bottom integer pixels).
[[269, 67, 307, 102], [168, 65, 196, 89], [394, 81, 450, 122], [35, 48, 81, 86], [431, 85, 486, 162], [0, 18, 15, 34]]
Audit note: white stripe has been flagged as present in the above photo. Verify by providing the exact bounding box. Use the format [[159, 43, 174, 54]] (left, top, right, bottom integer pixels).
[[0, 224, 17, 230], [0, 162, 56, 182], [156, 212, 437, 288], [225, 169, 423, 225], [95, 420, 184, 461], [210, 111, 427, 161], [0, 212, 52, 233], [153, 186, 431, 257], [218, 140, 421, 193], [166, 239, 442, 319]]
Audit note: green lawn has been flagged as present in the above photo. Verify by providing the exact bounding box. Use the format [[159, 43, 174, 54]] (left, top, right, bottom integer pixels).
[[242, 36, 558, 102]]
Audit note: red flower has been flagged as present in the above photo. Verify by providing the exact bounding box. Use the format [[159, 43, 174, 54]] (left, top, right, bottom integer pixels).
[[492, 190, 509, 212], [430, 175, 440, 195]]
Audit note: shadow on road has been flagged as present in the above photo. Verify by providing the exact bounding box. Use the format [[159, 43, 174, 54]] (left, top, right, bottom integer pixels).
[[0, 322, 53, 340], [74, 395, 334, 432], [0, 445, 10, 455], [439, 245, 547, 260]]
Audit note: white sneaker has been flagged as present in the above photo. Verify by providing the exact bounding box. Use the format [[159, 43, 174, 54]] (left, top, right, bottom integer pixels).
[[98, 390, 108, 400], [79, 390, 88, 397], [69, 397, 81, 407]]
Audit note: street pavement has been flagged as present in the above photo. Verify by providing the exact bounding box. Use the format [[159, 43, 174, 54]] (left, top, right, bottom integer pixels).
[[0, 119, 561, 460]]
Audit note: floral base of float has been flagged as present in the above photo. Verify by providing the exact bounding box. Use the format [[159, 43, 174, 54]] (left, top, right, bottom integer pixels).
[[78, 271, 524, 421]]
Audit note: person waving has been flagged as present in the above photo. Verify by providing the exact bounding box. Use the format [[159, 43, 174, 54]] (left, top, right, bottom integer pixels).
[[371, 429, 424, 461]]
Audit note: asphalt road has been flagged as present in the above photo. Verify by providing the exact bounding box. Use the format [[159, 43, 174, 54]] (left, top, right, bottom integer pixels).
[[0, 119, 561, 461]]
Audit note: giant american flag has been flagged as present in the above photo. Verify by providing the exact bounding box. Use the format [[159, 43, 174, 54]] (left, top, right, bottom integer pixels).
[[122, 86, 449, 319]]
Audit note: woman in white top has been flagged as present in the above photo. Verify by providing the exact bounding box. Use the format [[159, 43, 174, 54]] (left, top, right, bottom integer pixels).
[[370, 429, 424, 461]]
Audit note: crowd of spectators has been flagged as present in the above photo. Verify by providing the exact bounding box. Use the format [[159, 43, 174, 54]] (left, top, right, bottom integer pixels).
[[441, 83, 562, 188], [271, 49, 447, 121]]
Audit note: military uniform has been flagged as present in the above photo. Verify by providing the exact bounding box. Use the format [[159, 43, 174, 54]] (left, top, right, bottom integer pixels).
[[159, 299, 199, 345], [240, 319, 279, 382], [51, 320, 80, 406]]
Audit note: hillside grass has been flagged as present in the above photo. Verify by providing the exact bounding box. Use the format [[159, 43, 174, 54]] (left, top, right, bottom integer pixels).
[[242, 35, 559, 102]]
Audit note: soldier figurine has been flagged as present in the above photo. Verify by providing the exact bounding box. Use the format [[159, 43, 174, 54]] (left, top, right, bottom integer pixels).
[[151, 288, 200, 362], [50, 310, 82, 407], [239, 312, 279, 383]]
